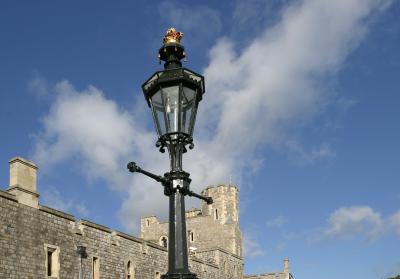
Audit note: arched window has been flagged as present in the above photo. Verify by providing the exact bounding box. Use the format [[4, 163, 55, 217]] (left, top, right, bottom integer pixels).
[[160, 236, 168, 248], [146, 219, 150, 227], [127, 260, 134, 279]]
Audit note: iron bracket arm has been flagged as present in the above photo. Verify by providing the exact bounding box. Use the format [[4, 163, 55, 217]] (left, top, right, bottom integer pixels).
[[127, 162, 168, 184], [187, 190, 213, 204]]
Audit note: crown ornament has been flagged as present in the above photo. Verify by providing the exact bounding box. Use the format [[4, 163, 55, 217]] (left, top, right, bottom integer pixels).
[[163, 28, 183, 44]]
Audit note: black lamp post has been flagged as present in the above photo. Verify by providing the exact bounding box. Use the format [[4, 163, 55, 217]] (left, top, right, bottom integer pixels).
[[127, 28, 212, 279]]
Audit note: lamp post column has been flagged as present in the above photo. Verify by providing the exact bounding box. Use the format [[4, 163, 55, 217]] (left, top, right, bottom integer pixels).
[[130, 27, 210, 279], [164, 140, 194, 279]]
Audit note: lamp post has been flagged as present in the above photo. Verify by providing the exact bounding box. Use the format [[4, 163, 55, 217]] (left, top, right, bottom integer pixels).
[[127, 28, 212, 279]]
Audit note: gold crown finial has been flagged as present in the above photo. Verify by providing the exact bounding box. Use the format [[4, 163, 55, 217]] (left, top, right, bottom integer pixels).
[[163, 28, 183, 44]]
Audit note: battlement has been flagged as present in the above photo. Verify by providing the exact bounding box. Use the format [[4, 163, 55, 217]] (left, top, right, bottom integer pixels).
[[201, 184, 238, 194], [201, 184, 239, 225], [140, 183, 242, 258]]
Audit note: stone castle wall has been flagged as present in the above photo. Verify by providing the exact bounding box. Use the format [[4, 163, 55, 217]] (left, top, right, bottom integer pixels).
[[0, 156, 292, 279], [0, 190, 227, 279]]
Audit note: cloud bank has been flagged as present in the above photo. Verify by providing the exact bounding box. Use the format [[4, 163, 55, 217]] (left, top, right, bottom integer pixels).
[[33, 0, 392, 233], [323, 206, 400, 240]]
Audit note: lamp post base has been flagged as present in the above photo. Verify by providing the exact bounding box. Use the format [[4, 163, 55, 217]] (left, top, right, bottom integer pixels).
[[161, 273, 198, 279]]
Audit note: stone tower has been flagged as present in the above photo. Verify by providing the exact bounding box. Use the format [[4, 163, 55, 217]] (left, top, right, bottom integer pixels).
[[201, 184, 239, 224], [141, 184, 243, 258], [201, 184, 242, 256]]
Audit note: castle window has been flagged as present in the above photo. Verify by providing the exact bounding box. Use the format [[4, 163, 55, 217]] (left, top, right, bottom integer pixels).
[[127, 260, 134, 279], [92, 257, 100, 279], [160, 236, 168, 248], [224, 261, 227, 274], [45, 244, 59, 278], [155, 271, 161, 279], [215, 209, 219, 220], [146, 219, 150, 227], [188, 231, 195, 242]]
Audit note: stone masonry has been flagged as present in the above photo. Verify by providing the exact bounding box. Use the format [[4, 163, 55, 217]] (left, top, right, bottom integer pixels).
[[0, 157, 293, 279]]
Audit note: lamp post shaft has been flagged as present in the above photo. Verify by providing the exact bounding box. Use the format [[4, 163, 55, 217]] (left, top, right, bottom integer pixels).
[[164, 141, 194, 278]]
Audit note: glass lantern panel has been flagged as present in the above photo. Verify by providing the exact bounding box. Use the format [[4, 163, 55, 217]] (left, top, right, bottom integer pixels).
[[188, 103, 198, 136], [150, 89, 167, 136], [161, 85, 180, 134], [181, 86, 197, 135]]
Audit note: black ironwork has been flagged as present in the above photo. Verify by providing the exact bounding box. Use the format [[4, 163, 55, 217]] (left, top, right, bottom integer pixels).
[[128, 30, 209, 279]]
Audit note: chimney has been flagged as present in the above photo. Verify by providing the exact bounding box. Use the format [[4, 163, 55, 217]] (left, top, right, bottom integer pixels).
[[7, 157, 39, 208], [284, 257, 289, 274]]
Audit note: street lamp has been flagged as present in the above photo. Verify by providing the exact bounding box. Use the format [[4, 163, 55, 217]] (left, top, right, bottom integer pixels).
[[127, 28, 212, 279]]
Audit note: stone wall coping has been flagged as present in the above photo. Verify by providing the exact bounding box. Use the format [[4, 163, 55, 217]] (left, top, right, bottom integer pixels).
[[141, 215, 157, 219], [146, 241, 167, 251], [196, 247, 243, 260], [0, 189, 18, 202], [116, 231, 168, 252], [9, 156, 38, 169], [8, 185, 40, 197], [80, 219, 112, 233], [244, 271, 285, 278], [39, 205, 75, 221], [115, 230, 144, 244], [187, 214, 208, 219], [187, 207, 201, 212], [153, 212, 209, 225], [189, 256, 219, 269], [201, 184, 238, 192]]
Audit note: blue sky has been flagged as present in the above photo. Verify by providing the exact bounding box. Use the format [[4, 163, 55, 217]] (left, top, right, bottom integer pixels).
[[0, 1, 399, 278]]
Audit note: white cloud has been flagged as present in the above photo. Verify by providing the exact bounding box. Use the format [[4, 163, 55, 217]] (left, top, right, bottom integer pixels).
[[158, 1, 222, 44], [389, 211, 400, 235], [243, 230, 264, 258], [41, 186, 89, 218], [266, 215, 287, 228], [34, 81, 139, 190], [198, 0, 392, 166], [285, 140, 336, 165], [28, 74, 49, 98], [32, 0, 392, 233], [324, 206, 384, 240], [320, 207, 400, 242]]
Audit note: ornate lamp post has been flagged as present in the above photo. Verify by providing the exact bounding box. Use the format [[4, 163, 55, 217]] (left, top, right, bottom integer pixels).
[[127, 28, 212, 279]]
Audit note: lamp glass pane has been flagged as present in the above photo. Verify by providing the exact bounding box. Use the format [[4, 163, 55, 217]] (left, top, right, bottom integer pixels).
[[150, 89, 167, 136], [181, 86, 196, 135], [161, 85, 180, 134]]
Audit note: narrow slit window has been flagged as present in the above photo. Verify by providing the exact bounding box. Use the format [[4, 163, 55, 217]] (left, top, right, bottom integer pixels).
[[127, 260, 134, 279], [160, 236, 168, 248], [45, 245, 59, 278], [215, 209, 219, 220], [92, 257, 100, 279], [47, 250, 53, 276]]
